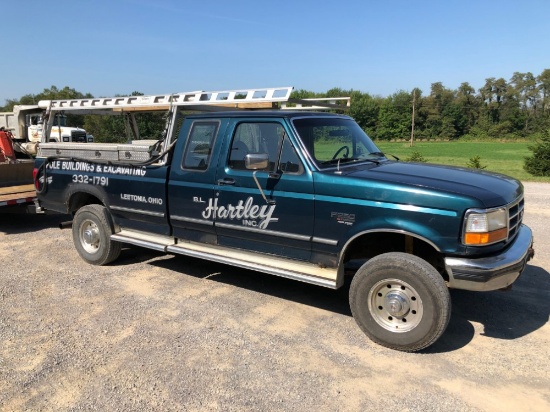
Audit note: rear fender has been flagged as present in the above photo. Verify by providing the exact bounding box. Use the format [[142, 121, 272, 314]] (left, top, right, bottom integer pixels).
[[65, 183, 109, 213]]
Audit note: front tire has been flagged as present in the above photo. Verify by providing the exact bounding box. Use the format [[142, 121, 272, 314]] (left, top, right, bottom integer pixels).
[[349, 252, 450, 352], [72, 204, 121, 265]]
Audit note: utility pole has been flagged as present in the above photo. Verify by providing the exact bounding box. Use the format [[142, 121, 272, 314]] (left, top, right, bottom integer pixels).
[[410, 89, 416, 147]]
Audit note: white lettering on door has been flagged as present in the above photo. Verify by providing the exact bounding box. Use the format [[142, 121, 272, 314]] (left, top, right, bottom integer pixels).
[[201, 197, 278, 229]]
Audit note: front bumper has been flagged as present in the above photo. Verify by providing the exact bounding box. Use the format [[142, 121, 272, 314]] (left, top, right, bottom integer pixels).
[[445, 225, 534, 291]]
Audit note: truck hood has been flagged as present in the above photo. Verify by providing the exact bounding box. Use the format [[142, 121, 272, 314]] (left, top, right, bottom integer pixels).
[[341, 161, 523, 207]]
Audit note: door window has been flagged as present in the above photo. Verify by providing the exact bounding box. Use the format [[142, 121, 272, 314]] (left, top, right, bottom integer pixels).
[[279, 137, 303, 175], [228, 122, 285, 171]]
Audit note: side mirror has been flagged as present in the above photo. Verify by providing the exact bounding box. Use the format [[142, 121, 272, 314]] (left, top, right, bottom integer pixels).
[[245, 153, 269, 170]]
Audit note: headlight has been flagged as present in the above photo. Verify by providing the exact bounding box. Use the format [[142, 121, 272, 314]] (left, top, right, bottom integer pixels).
[[463, 208, 507, 245]]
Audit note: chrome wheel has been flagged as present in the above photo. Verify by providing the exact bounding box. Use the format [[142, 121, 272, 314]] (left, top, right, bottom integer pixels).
[[79, 219, 101, 254], [368, 278, 424, 333]]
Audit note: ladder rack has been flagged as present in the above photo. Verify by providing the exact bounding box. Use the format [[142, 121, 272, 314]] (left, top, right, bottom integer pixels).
[[36, 86, 350, 145], [38, 86, 295, 113], [37, 86, 351, 114]]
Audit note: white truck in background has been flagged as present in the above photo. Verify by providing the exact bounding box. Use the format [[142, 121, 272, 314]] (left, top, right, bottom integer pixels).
[[0, 105, 91, 156], [0, 104, 91, 211]]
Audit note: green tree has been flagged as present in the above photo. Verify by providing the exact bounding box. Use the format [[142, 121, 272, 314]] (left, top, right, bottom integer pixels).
[[375, 91, 411, 140], [510, 72, 539, 133], [349, 90, 380, 136], [466, 155, 487, 169], [524, 130, 550, 176], [1, 85, 93, 127], [290, 89, 318, 99], [421, 82, 460, 139], [405, 151, 427, 162], [537, 69, 550, 117], [479, 77, 500, 124], [36, 85, 91, 101], [456, 82, 479, 134], [477, 77, 519, 137], [83, 91, 166, 143], [1, 98, 22, 111], [325, 87, 348, 98]]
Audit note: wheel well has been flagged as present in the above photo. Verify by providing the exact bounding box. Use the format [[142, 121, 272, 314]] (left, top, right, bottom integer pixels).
[[342, 231, 447, 281], [68, 192, 102, 214]]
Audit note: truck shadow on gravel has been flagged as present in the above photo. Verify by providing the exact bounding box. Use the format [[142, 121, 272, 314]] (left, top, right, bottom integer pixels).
[[0, 212, 72, 235], [146, 253, 354, 317], [117, 248, 550, 354], [427, 263, 550, 353]]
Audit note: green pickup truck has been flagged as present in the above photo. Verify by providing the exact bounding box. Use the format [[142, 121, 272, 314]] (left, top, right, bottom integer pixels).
[[33, 89, 535, 351]]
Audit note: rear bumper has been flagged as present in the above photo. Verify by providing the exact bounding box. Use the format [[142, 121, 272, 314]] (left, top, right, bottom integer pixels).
[[445, 225, 534, 291]]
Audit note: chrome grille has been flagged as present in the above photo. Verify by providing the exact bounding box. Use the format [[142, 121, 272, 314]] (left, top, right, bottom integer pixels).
[[507, 196, 524, 240], [71, 130, 88, 143]]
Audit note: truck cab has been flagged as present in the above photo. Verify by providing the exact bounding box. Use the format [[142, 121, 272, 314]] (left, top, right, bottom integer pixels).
[[27, 112, 90, 144]]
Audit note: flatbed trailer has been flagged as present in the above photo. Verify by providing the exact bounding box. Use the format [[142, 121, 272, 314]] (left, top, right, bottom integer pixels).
[[0, 161, 36, 211], [0, 183, 36, 207]]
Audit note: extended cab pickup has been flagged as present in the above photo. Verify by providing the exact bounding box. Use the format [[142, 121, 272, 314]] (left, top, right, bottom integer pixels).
[[34, 109, 535, 351]]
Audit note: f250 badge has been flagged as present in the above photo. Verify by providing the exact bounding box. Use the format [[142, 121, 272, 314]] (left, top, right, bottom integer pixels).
[[200, 197, 278, 229], [331, 211, 355, 226]]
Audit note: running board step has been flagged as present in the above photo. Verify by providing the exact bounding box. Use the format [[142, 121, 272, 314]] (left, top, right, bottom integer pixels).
[[111, 230, 175, 252], [111, 229, 339, 289]]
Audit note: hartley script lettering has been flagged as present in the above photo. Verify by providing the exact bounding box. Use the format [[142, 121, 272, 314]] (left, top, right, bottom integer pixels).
[[201, 197, 278, 229]]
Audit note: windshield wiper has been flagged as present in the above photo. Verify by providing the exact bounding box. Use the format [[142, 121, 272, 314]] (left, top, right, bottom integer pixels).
[[321, 157, 380, 166], [371, 151, 399, 161]]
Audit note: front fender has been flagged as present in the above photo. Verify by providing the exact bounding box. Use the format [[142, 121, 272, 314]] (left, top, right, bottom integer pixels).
[[341, 208, 463, 255]]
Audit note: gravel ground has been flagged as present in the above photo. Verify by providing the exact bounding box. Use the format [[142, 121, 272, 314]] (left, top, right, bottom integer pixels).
[[0, 182, 549, 411]]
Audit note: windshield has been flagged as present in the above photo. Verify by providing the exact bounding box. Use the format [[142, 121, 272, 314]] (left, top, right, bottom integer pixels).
[[53, 115, 67, 127], [292, 117, 383, 169]]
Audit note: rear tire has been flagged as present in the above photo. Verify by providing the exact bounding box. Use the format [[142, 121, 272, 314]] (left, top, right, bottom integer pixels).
[[349, 252, 451, 352], [72, 204, 121, 265]]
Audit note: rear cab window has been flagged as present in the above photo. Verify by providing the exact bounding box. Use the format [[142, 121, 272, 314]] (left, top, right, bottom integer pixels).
[[182, 121, 220, 171]]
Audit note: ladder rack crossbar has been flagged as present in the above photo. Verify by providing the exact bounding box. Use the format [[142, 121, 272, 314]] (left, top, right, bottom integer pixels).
[[281, 97, 351, 110]]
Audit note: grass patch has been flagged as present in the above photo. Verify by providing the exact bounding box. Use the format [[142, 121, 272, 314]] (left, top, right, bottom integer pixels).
[[374, 141, 549, 183]]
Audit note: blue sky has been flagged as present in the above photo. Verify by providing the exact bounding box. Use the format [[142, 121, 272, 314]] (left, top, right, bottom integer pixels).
[[1, 0, 549, 103]]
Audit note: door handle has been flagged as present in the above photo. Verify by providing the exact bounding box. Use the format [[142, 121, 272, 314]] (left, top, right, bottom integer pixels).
[[217, 178, 235, 186]]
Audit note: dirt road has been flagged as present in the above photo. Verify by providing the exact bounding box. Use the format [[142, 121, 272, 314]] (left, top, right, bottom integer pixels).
[[1, 183, 549, 411]]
